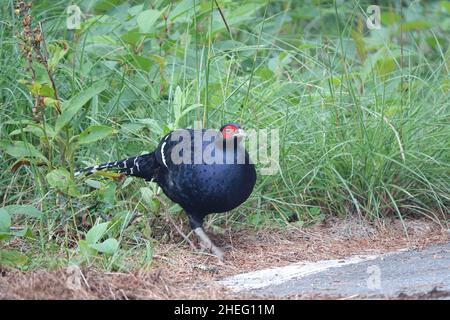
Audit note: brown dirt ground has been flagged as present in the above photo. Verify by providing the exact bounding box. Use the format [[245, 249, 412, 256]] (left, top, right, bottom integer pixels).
[[1, 217, 449, 299]]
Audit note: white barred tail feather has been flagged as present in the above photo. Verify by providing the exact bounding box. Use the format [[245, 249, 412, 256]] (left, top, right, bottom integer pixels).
[[75, 153, 157, 180]]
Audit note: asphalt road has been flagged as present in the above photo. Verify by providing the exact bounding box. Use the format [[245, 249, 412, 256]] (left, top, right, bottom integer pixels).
[[221, 243, 450, 299]]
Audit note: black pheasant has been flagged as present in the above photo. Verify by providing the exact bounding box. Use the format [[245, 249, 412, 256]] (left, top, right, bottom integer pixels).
[[76, 123, 256, 259]]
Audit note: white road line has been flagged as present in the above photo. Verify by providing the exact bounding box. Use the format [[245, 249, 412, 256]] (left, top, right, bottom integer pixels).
[[218, 255, 380, 292]]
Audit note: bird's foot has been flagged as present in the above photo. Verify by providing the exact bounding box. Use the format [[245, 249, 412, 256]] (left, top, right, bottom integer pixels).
[[194, 227, 225, 262], [210, 245, 224, 262]]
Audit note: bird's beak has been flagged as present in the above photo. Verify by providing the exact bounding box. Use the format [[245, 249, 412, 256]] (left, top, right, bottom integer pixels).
[[234, 128, 247, 138]]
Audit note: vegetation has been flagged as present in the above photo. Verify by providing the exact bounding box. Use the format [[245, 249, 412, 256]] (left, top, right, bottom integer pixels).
[[0, 0, 449, 270]]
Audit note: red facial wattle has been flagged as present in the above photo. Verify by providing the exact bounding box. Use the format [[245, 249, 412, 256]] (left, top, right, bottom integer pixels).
[[222, 125, 237, 139]]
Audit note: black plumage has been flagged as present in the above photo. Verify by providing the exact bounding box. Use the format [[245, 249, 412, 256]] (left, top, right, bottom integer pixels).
[[76, 123, 256, 259]]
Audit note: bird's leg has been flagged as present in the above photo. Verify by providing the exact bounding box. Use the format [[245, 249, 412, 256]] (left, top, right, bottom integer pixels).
[[193, 227, 224, 261]]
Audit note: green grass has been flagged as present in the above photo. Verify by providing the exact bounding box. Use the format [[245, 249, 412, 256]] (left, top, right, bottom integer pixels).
[[0, 0, 449, 270]]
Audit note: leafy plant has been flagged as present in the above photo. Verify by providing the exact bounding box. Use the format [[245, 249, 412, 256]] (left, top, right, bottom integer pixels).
[[0, 205, 41, 268], [77, 222, 119, 264]]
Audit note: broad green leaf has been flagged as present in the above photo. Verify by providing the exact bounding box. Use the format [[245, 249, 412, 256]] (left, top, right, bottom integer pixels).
[[77, 239, 96, 259], [2, 119, 35, 126], [39, 84, 55, 97], [442, 1, 450, 13], [27, 82, 55, 98], [0, 208, 11, 233], [140, 187, 154, 205], [116, 54, 153, 72], [169, 0, 195, 21], [0, 250, 29, 267], [78, 125, 117, 144], [121, 29, 143, 46], [168, 203, 182, 213], [46, 168, 79, 197], [55, 81, 108, 133], [85, 179, 103, 189], [128, 4, 144, 16], [93, 0, 123, 13], [85, 222, 109, 244], [89, 238, 118, 255], [48, 41, 69, 72], [46, 168, 70, 188], [137, 9, 161, 33], [43, 97, 61, 112], [120, 122, 146, 134], [9, 124, 56, 139], [12, 227, 34, 238], [3, 205, 43, 218], [1, 141, 47, 161], [99, 182, 117, 207]]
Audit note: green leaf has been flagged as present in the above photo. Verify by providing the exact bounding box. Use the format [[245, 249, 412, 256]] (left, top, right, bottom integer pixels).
[[46, 168, 79, 197], [78, 125, 117, 144], [121, 29, 143, 46], [55, 81, 109, 133], [9, 124, 56, 139], [128, 4, 144, 17], [48, 41, 69, 72], [116, 54, 153, 72], [442, 1, 450, 13], [0, 250, 29, 267], [27, 82, 55, 98], [0, 208, 11, 233], [140, 187, 154, 205], [85, 222, 109, 245], [1, 141, 48, 161], [99, 182, 117, 208], [43, 97, 61, 112], [12, 227, 34, 238], [168, 203, 183, 213], [3, 205, 43, 218], [85, 179, 103, 189], [89, 238, 118, 255], [77, 239, 96, 259], [137, 9, 161, 33], [169, 0, 195, 21], [39, 84, 55, 98]]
